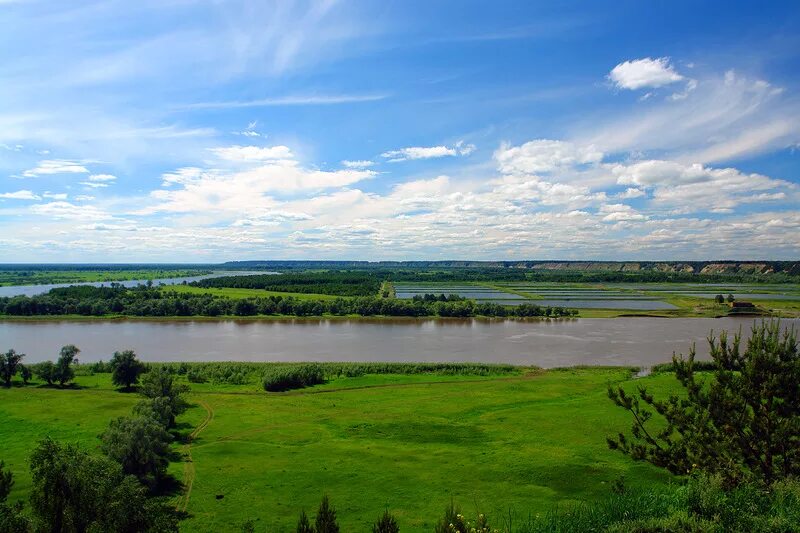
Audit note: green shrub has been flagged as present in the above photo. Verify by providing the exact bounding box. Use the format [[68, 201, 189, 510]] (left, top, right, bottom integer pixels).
[[262, 364, 325, 392]]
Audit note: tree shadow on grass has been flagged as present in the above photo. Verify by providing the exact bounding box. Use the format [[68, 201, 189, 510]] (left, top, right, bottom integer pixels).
[[34, 382, 89, 390]]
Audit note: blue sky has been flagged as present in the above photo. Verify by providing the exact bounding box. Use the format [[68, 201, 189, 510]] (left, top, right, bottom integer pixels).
[[1, 0, 799, 262]]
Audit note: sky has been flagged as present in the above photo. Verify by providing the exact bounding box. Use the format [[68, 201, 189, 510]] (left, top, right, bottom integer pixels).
[[1, 0, 799, 262]]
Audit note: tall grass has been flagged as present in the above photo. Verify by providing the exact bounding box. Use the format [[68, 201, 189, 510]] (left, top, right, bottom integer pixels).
[[507, 475, 800, 533]]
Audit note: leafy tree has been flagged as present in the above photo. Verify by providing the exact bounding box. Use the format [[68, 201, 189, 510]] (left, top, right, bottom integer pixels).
[[101, 415, 172, 489], [133, 397, 176, 429], [314, 495, 339, 533], [296, 510, 314, 533], [727, 293, 735, 303], [54, 345, 79, 386], [372, 509, 399, 533], [18, 365, 31, 385], [34, 361, 56, 386], [0, 349, 24, 386], [714, 294, 724, 304], [0, 462, 28, 533], [29, 438, 177, 532], [140, 368, 190, 427], [110, 350, 146, 390], [608, 321, 799, 486], [0, 461, 12, 502]]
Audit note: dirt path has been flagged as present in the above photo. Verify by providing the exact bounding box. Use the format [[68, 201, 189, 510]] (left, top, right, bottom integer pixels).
[[176, 399, 214, 513]]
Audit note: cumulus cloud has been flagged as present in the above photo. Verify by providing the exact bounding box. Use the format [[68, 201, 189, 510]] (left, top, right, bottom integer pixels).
[[382, 140, 475, 162], [29, 201, 111, 220], [494, 139, 603, 174], [608, 57, 684, 90], [21, 159, 90, 177], [0, 190, 40, 200]]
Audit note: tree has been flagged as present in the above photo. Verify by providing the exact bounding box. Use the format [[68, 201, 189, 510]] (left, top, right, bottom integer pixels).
[[54, 345, 79, 386], [607, 321, 799, 486], [18, 365, 31, 385], [0, 462, 28, 533], [0, 461, 12, 502], [372, 509, 399, 533], [714, 294, 724, 304], [34, 361, 56, 386], [314, 495, 339, 533], [29, 438, 177, 533], [0, 349, 24, 386], [727, 293, 735, 303], [296, 510, 314, 533], [110, 350, 146, 390], [101, 415, 172, 489], [140, 368, 190, 428], [133, 397, 176, 429]]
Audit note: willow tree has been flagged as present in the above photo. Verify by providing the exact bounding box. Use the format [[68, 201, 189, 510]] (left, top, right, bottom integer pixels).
[[608, 320, 799, 486]]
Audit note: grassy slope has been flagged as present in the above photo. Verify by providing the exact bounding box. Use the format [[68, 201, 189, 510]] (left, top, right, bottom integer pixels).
[[0, 369, 676, 532]]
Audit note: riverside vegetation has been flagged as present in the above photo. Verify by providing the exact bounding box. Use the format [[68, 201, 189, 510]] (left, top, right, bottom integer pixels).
[[0, 321, 798, 531]]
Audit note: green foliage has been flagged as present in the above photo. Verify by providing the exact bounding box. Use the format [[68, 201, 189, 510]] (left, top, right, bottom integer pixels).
[[18, 365, 31, 384], [100, 415, 172, 489], [55, 344, 79, 386], [29, 438, 177, 532], [133, 396, 177, 429], [314, 495, 339, 533], [715, 294, 725, 304], [0, 461, 13, 502], [372, 509, 399, 533], [193, 271, 382, 296], [608, 320, 800, 486], [296, 510, 313, 533], [434, 502, 495, 533], [33, 361, 56, 385], [0, 284, 576, 318], [511, 474, 800, 533], [263, 364, 325, 392], [0, 349, 24, 386], [140, 367, 190, 427], [110, 350, 146, 389]]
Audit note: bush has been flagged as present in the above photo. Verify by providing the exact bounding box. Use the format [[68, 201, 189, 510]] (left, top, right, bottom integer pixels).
[[263, 364, 325, 392]]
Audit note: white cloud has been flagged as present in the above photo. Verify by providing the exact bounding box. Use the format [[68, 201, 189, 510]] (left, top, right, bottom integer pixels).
[[208, 145, 294, 162], [87, 174, 117, 182], [21, 159, 89, 177], [0, 190, 40, 200], [494, 139, 603, 174], [382, 141, 475, 162], [616, 187, 646, 199], [186, 94, 388, 109], [612, 159, 796, 212], [29, 201, 111, 220], [599, 203, 647, 222], [608, 57, 684, 90], [341, 160, 375, 169], [43, 192, 68, 200], [585, 70, 796, 164]]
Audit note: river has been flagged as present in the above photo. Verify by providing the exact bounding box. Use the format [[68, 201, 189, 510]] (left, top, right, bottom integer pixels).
[[1, 316, 796, 367]]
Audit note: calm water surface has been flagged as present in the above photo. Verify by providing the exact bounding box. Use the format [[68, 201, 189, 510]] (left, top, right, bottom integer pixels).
[[2, 317, 796, 367]]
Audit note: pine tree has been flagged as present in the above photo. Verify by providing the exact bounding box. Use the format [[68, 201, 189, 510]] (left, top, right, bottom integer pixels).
[[372, 509, 399, 533], [608, 320, 799, 486], [296, 509, 314, 533], [314, 495, 339, 533]]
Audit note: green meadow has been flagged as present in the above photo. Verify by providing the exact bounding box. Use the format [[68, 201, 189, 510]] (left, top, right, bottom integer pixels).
[[0, 367, 677, 532]]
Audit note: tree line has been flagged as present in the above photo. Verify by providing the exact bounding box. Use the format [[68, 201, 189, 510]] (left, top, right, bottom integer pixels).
[[0, 349, 188, 532], [0, 285, 577, 318]]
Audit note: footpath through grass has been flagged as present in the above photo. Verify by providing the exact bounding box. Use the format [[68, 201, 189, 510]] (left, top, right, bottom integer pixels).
[[0, 367, 676, 532]]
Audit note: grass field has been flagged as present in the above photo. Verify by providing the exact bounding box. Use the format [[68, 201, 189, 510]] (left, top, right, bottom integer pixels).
[[166, 284, 341, 301], [0, 367, 677, 532], [0, 269, 211, 286]]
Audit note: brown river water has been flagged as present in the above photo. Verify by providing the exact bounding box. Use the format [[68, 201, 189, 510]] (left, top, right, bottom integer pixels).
[[1, 317, 797, 367]]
